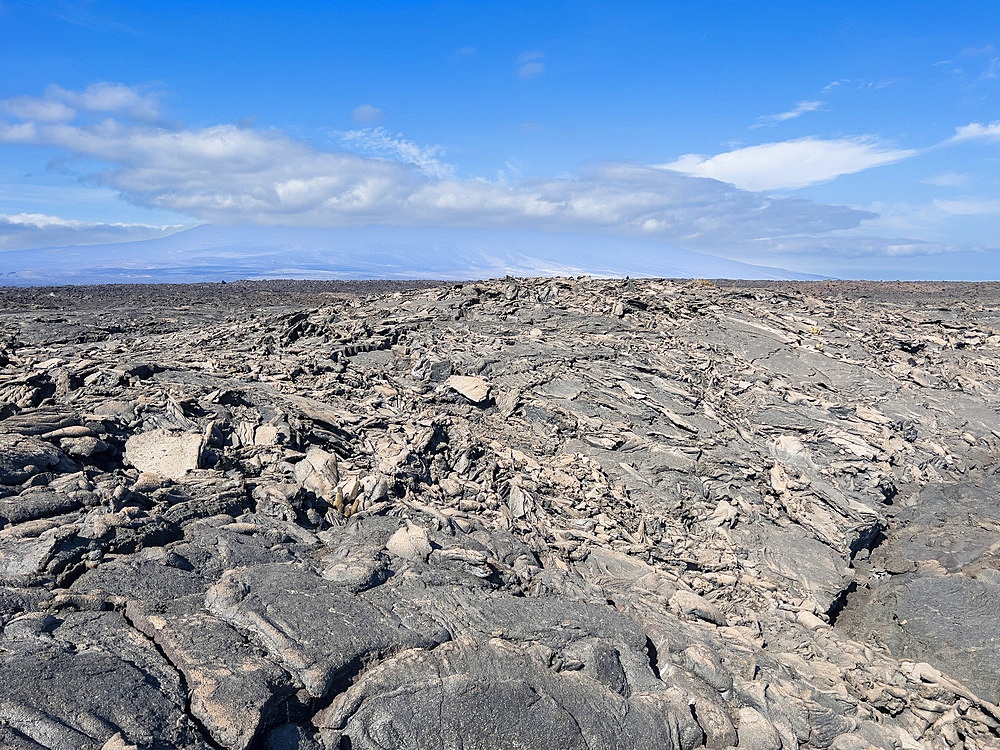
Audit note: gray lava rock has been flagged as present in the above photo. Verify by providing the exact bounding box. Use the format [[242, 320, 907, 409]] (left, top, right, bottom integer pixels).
[[316, 638, 702, 750], [127, 595, 297, 750], [0, 611, 207, 749], [841, 570, 1000, 704], [0, 433, 63, 485], [0, 277, 999, 749], [205, 562, 450, 698]]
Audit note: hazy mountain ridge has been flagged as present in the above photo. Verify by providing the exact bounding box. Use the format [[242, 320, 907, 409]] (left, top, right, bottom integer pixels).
[[0, 225, 825, 285]]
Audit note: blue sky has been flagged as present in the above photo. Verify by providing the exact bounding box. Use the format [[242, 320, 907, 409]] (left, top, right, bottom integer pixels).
[[1, 0, 999, 278]]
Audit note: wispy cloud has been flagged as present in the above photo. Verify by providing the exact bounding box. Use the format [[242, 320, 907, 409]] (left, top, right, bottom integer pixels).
[[350, 104, 383, 124], [743, 233, 960, 260], [959, 45, 1000, 81], [937, 45, 1000, 87], [517, 50, 545, 79], [340, 126, 453, 178], [49, 1, 139, 34], [960, 44, 996, 57], [922, 172, 968, 187], [752, 100, 825, 128], [821, 78, 892, 93], [951, 121, 1000, 142], [660, 137, 915, 191], [448, 46, 477, 64], [934, 198, 1000, 216]]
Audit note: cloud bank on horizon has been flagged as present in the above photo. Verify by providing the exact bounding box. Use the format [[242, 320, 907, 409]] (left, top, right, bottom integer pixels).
[[1, 1, 999, 279], [0, 91, 883, 256]]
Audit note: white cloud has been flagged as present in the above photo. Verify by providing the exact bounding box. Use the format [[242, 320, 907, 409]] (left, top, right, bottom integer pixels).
[[400, 163, 873, 246], [350, 104, 383, 124], [955, 45, 1000, 81], [340, 127, 453, 178], [1, 82, 162, 124], [752, 100, 825, 127], [0, 212, 183, 252], [3, 96, 76, 122], [518, 62, 545, 79], [0, 112, 871, 248], [0, 119, 420, 221], [517, 50, 545, 79], [659, 137, 915, 191], [934, 198, 1000, 215], [960, 45, 996, 57], [69, 83, 161, 121], [922, 172, 968, 187], [448, 46, 477, 64], [820, 78, 892, 92], [744, 234, 959, 260], [951, 121, 1000, 142], [4, 83, 961, 265]]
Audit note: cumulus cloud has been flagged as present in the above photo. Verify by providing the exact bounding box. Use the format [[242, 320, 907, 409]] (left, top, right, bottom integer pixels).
[[0, 123, 416, 223], [350, 104, 383, 124], [2, 82, 162, 123], [752, 100, 825, 127], [660, 137, 915, 191], [3, 97, 76, 122], [0, 113, 871, 247], [2, 83, 948, 264], [67, 83, 161, 121], [951, 121, 1000, 142], [0, 212, 182, 252], [517, 50, 545, 79]]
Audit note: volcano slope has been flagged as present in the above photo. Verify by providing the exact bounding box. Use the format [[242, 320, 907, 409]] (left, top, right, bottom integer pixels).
[[1, 277, 999, 750]]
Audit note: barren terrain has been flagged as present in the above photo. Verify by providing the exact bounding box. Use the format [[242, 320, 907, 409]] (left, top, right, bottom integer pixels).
[[1, 277, 999, 750]]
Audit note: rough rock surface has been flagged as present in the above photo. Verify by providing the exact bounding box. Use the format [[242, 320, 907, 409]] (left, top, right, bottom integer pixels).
[[1, 277, 999, 750], [125, 429, 204, 479]]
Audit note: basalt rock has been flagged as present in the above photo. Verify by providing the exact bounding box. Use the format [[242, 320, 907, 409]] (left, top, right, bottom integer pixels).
[[0, 277, 999, 749]]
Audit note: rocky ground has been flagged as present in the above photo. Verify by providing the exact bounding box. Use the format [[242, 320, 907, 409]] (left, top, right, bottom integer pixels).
[[1, 276, 999, 750]]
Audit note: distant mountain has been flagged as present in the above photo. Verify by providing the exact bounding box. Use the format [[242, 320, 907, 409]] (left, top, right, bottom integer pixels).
[[0, 225, 825, 285]]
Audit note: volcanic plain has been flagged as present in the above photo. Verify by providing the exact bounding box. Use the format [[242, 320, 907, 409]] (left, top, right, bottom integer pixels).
[[1, 277, 999, 750]]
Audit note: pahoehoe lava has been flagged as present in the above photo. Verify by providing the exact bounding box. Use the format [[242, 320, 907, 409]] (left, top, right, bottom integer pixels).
[[1, 277, 999, 750]]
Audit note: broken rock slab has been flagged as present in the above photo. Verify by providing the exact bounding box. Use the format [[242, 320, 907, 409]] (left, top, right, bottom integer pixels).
[[124, 429, 203, 479], [444, 374, 490, 404]]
